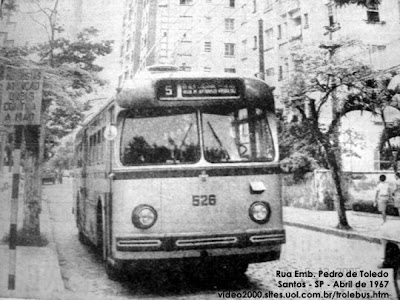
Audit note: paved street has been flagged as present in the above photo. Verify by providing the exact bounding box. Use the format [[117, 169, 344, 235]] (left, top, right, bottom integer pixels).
[[45, 179, 396, 299]]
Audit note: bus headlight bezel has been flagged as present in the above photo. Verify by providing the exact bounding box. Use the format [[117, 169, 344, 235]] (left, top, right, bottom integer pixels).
[[249, 201, 271, 224], [132, 205, 158, 229]]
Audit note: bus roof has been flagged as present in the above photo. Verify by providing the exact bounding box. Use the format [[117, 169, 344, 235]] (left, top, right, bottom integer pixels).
[[116, 70, 275, 111]]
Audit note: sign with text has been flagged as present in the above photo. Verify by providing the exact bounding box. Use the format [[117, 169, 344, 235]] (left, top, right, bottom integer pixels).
[[157, 79, 242, 101], [0, 66, 43, 125]]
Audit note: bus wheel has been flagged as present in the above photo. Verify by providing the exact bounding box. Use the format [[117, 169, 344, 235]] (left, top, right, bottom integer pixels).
[[96, 204, 103, 253], [78, 231, 86, 244], [106, 261, 125, 281]]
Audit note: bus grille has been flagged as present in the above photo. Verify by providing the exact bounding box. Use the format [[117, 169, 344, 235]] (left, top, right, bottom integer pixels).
[[115, 230, 285, 252], [250, 233, 285, 243], [117, 239, 162, 248], [176, 236, 238, 247]]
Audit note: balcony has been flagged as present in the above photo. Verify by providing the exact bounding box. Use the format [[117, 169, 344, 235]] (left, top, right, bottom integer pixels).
[[277, 0, 300, 16], [289, 25, 302, 41]]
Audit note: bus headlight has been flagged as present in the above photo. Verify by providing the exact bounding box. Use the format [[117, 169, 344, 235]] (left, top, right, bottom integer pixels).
[[249, 201, 271, 224], [132, 205, 158, 229]]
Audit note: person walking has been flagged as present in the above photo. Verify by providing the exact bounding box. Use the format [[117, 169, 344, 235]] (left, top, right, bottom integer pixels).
[[393, 173, 400, 214], [375, 174, 391, 224]]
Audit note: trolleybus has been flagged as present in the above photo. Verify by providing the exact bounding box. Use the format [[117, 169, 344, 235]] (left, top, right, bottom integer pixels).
[[73, 65, 285, 279]]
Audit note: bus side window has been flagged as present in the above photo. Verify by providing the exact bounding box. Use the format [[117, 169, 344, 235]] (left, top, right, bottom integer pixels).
[[100, 128, 105, 163], [97, 130, 101, 165]]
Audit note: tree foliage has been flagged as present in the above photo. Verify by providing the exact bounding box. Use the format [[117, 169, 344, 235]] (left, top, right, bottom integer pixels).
[[279, 117, 325, 180], [333, 0, 381, 7], [34, 27, 113, 73], [281, 41, 391, 229], [0, 0, 17, 17], [1, 27, 113, 156], [47, 137, 74, 170]]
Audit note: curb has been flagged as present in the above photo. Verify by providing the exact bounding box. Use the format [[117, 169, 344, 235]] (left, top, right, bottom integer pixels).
[[352, 211, 400, 220], [283, 221, 382, 245]]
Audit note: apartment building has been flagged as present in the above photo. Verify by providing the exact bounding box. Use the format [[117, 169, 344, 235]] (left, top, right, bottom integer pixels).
[[120, 0, 400, 173], [120, 0, 246, 84]]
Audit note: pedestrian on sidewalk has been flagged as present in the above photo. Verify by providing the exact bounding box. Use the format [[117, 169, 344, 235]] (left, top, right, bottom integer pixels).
[[393, 172, 400, 212], [375, 174, 391, 224]]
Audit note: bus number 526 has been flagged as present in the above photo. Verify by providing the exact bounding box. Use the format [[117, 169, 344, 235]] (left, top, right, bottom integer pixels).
[[192, 195, 216, 206]]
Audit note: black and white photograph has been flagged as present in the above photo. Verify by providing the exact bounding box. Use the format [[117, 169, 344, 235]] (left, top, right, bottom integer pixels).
[[0, 0, 400, 299]]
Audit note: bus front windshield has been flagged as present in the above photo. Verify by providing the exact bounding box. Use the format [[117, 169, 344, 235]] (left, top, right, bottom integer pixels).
[[120, 107, 275, 166]]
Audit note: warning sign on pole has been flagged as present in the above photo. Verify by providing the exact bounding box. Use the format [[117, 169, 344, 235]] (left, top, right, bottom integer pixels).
[[0, 66, 43, 126]]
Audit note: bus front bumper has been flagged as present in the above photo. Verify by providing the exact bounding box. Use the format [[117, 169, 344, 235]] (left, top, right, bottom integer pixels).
[[112, 229, 285, 262]]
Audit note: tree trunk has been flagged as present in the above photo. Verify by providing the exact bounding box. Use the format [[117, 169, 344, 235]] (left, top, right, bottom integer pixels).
[[22, 154, 41, 236], [324, 145, 351, 229]]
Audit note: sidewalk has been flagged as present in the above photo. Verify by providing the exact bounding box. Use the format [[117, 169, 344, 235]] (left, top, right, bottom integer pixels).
[[283, 206, 400, 244], [0, 173, 64, 300]]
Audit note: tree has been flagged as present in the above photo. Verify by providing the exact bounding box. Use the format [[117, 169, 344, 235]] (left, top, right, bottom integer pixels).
[[0, 0, 16, 17], [279, 116, 325, 181], [282, 41, 389, 229], [47, 136, 74, 171], [333, 0, 381, 6], [0, 0, 113, 238]]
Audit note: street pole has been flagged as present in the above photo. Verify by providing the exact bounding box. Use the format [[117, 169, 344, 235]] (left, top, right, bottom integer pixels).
[[258, 19, 265, 80], [8, 126, 22, 290]]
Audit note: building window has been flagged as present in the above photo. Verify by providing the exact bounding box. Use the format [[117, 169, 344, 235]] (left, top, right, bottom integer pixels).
[[278, 65, 283, 81], [205, 16, 212, 23], [277, 24, 282, 39], [224, 43, 235, 56], [241, 39, 247, 59], [367, 4, 380, 22], [224, 68, 236, 73], [241, 4, 248, 24], [204, 41, 212, 52], [291, 17, 302, 40], [253, 35, 258, 49], [253, 0, 257, 12], [304, 13, 309, 28], [229, 0, 235, 8], [225, 18, 235, 31], [265, 28, 273, 48], [327, 4, 334, 26], [375, 146, 399, 170], [266, 67, 274, 77], [204, 67, 212, 72], [180, 0, 193, 5], [206, 0, 211, 2]]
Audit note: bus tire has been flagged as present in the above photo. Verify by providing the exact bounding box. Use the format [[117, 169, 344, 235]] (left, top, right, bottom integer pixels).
[[106, 262, 125, 281], [96, 203, 104, 256], [78, 231, 86, 244]]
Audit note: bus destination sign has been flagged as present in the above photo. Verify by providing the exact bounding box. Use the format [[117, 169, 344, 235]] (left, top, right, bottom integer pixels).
[[157, 79, 242, 100]]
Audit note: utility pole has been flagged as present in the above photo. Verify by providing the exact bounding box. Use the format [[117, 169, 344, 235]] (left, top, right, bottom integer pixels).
[[258, 19, 265, 80]]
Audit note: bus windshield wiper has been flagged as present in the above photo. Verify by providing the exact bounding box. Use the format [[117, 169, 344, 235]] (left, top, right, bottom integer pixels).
[[178, 123, 193, 152], [207, 121, 230, 160]]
